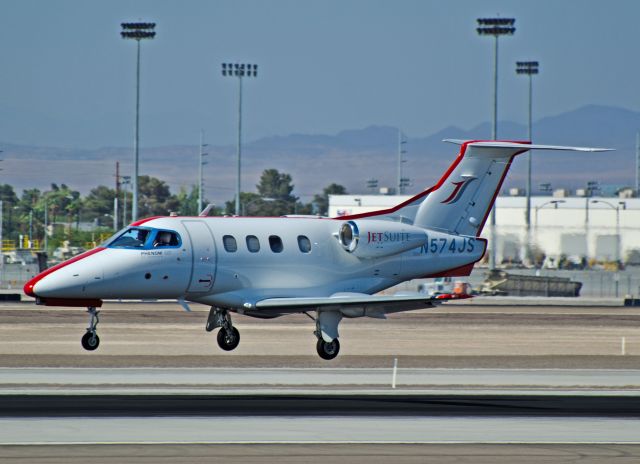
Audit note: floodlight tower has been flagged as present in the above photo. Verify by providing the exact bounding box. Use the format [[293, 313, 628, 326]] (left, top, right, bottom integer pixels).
[[516, 61, 539, 230], [477, 16, 515, 269], [222, 63, 258, 215], [121, 21, 156, 221]]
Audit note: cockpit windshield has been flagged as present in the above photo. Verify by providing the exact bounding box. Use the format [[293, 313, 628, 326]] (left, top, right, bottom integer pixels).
[[105, 227, 182, 250], [109, 228, 151, 248]]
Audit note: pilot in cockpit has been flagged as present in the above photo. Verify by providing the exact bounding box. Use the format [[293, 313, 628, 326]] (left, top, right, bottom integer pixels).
[[153, 231, 173, 247]]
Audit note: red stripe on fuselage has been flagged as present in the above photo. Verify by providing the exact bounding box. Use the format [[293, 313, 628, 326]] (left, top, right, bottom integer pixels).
[[336, 142, 475, 220], [335, 140, 531, 222], [130, 216, 164, 226], [23, 247, 106, 297]]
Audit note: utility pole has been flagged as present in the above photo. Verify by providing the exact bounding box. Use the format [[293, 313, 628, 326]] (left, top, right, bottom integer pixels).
[[114, 162, 120, 231], [0, 201, 3, 283], [397, 130, 409, 194], [198, 130, 209, 213], [121, 22, 156, 221], [222, 63, 258, 215], [477, 17, 516, 269], [121, 176, 131, 226], [44, 199, 48, 253], [636, 132, 639, 196], [28, 210, 33, 248]]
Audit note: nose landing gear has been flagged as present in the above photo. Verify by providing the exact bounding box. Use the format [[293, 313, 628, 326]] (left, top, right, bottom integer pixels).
[[81, 306, 100, 351], [314, 310, 342, 360], [316, 338, 340, 360], [206, 307, 241, 351]]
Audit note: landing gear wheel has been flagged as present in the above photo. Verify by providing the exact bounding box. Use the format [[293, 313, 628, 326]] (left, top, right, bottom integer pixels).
[[316, 338, 340, 360], [217, 327, 240, 351], [81, 331, 100, 351]]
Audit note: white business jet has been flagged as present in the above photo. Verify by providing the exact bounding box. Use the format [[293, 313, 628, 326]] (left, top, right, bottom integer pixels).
[[24, 140, 608, 359]]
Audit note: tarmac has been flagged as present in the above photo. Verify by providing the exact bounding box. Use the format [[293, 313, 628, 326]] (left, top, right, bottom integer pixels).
[[1, 300, 640, 463]]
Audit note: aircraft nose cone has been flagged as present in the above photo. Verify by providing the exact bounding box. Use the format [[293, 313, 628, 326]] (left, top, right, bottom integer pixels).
[[22, 247, 106, 299], [23, 277, 37, 297]]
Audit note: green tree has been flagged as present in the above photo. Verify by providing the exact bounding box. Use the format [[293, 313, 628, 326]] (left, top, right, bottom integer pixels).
[[313, 183, 347, 216], [15, 188, 41, 239], [173, 185, 200, 216], [82, 186, 117, 227], [0, 185, 19, 239], [254, 169, 297, 216], [44, 184, 81, 229], [225, 192, 261, 216], [137, 175, 180, 217]]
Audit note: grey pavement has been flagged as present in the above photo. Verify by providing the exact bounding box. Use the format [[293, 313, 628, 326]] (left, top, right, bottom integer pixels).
[[1, 367, 639, 392], [0, 416, 639, 444]]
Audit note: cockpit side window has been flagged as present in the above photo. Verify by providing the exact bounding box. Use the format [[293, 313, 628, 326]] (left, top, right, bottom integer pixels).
[[109, 228, 151, 248], [153, 230, 180, 247]]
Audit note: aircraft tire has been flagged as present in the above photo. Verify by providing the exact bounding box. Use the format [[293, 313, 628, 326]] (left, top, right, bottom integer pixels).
[[217, 327, 240, 351], [316, 338, 340, 360], [81, 331, 100, 351]]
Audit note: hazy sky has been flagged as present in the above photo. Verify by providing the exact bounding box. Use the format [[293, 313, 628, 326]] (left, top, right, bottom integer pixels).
[[1, 0, 639, 148]]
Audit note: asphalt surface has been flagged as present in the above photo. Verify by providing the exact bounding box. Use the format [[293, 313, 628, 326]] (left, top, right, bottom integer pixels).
[[1, 416, 639, 445], [1, 393, 639, 418], [2, 443, 640, 464], [1, 302, 640, 368], [1, 367, 639, 392]]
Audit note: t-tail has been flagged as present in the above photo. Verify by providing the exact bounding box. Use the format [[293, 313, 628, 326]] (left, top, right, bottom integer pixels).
[[338, 139, 612, 237]]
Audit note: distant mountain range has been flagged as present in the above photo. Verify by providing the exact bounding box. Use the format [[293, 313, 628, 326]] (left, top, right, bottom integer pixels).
[[3, 104, 638, 203]]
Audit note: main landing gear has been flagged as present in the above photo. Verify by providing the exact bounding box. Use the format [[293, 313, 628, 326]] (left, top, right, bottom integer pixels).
[[81, 306, 100, 351], [206, 307, 240, 351]]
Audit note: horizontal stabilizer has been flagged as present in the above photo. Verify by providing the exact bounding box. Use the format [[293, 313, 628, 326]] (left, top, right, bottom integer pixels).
[[443, 139, 613, 153]]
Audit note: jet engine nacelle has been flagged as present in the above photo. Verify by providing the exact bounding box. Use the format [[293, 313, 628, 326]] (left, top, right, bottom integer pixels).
[[337, 220, 428, 259]]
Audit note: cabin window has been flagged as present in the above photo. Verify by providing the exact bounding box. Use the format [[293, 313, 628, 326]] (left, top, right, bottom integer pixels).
[[297, 235, 312, 253], [269, 235, 283, 253], [246, 235, 260, 253], [223, 235, 237, 252]]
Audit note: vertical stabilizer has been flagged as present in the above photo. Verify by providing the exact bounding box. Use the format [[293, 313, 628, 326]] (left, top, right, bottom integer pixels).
[[336, 140, 610, 235], [413, 140, 611, 237]]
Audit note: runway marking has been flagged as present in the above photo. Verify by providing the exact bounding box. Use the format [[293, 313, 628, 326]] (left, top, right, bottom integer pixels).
[[2, 367, 639, 372], [2, 441, 640, 446]]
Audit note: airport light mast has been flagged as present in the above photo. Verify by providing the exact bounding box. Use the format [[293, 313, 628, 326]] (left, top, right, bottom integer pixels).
[[477, 16, 516, 269], [516, 60, 539, 262], [222, 63, 258, 215], [397, 130, 410, 195], [121, 22, 156, 221], [198, 130, 209, 214]]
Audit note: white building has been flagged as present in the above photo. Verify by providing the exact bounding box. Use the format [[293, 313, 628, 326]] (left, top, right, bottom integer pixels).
[[329, 195, 640, 265]]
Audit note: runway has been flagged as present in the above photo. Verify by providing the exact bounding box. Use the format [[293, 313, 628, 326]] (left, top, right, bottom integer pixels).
[[2, 302, 640, 462], [1, 303, 639, 369], [3, 443, 640, 464], [1, 367, 639, 394], [1, 393, 640, 417], [2, 416, 640, 445]]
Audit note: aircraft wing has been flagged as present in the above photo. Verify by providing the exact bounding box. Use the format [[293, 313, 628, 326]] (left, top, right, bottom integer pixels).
[[254, 292, 470, 314]]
